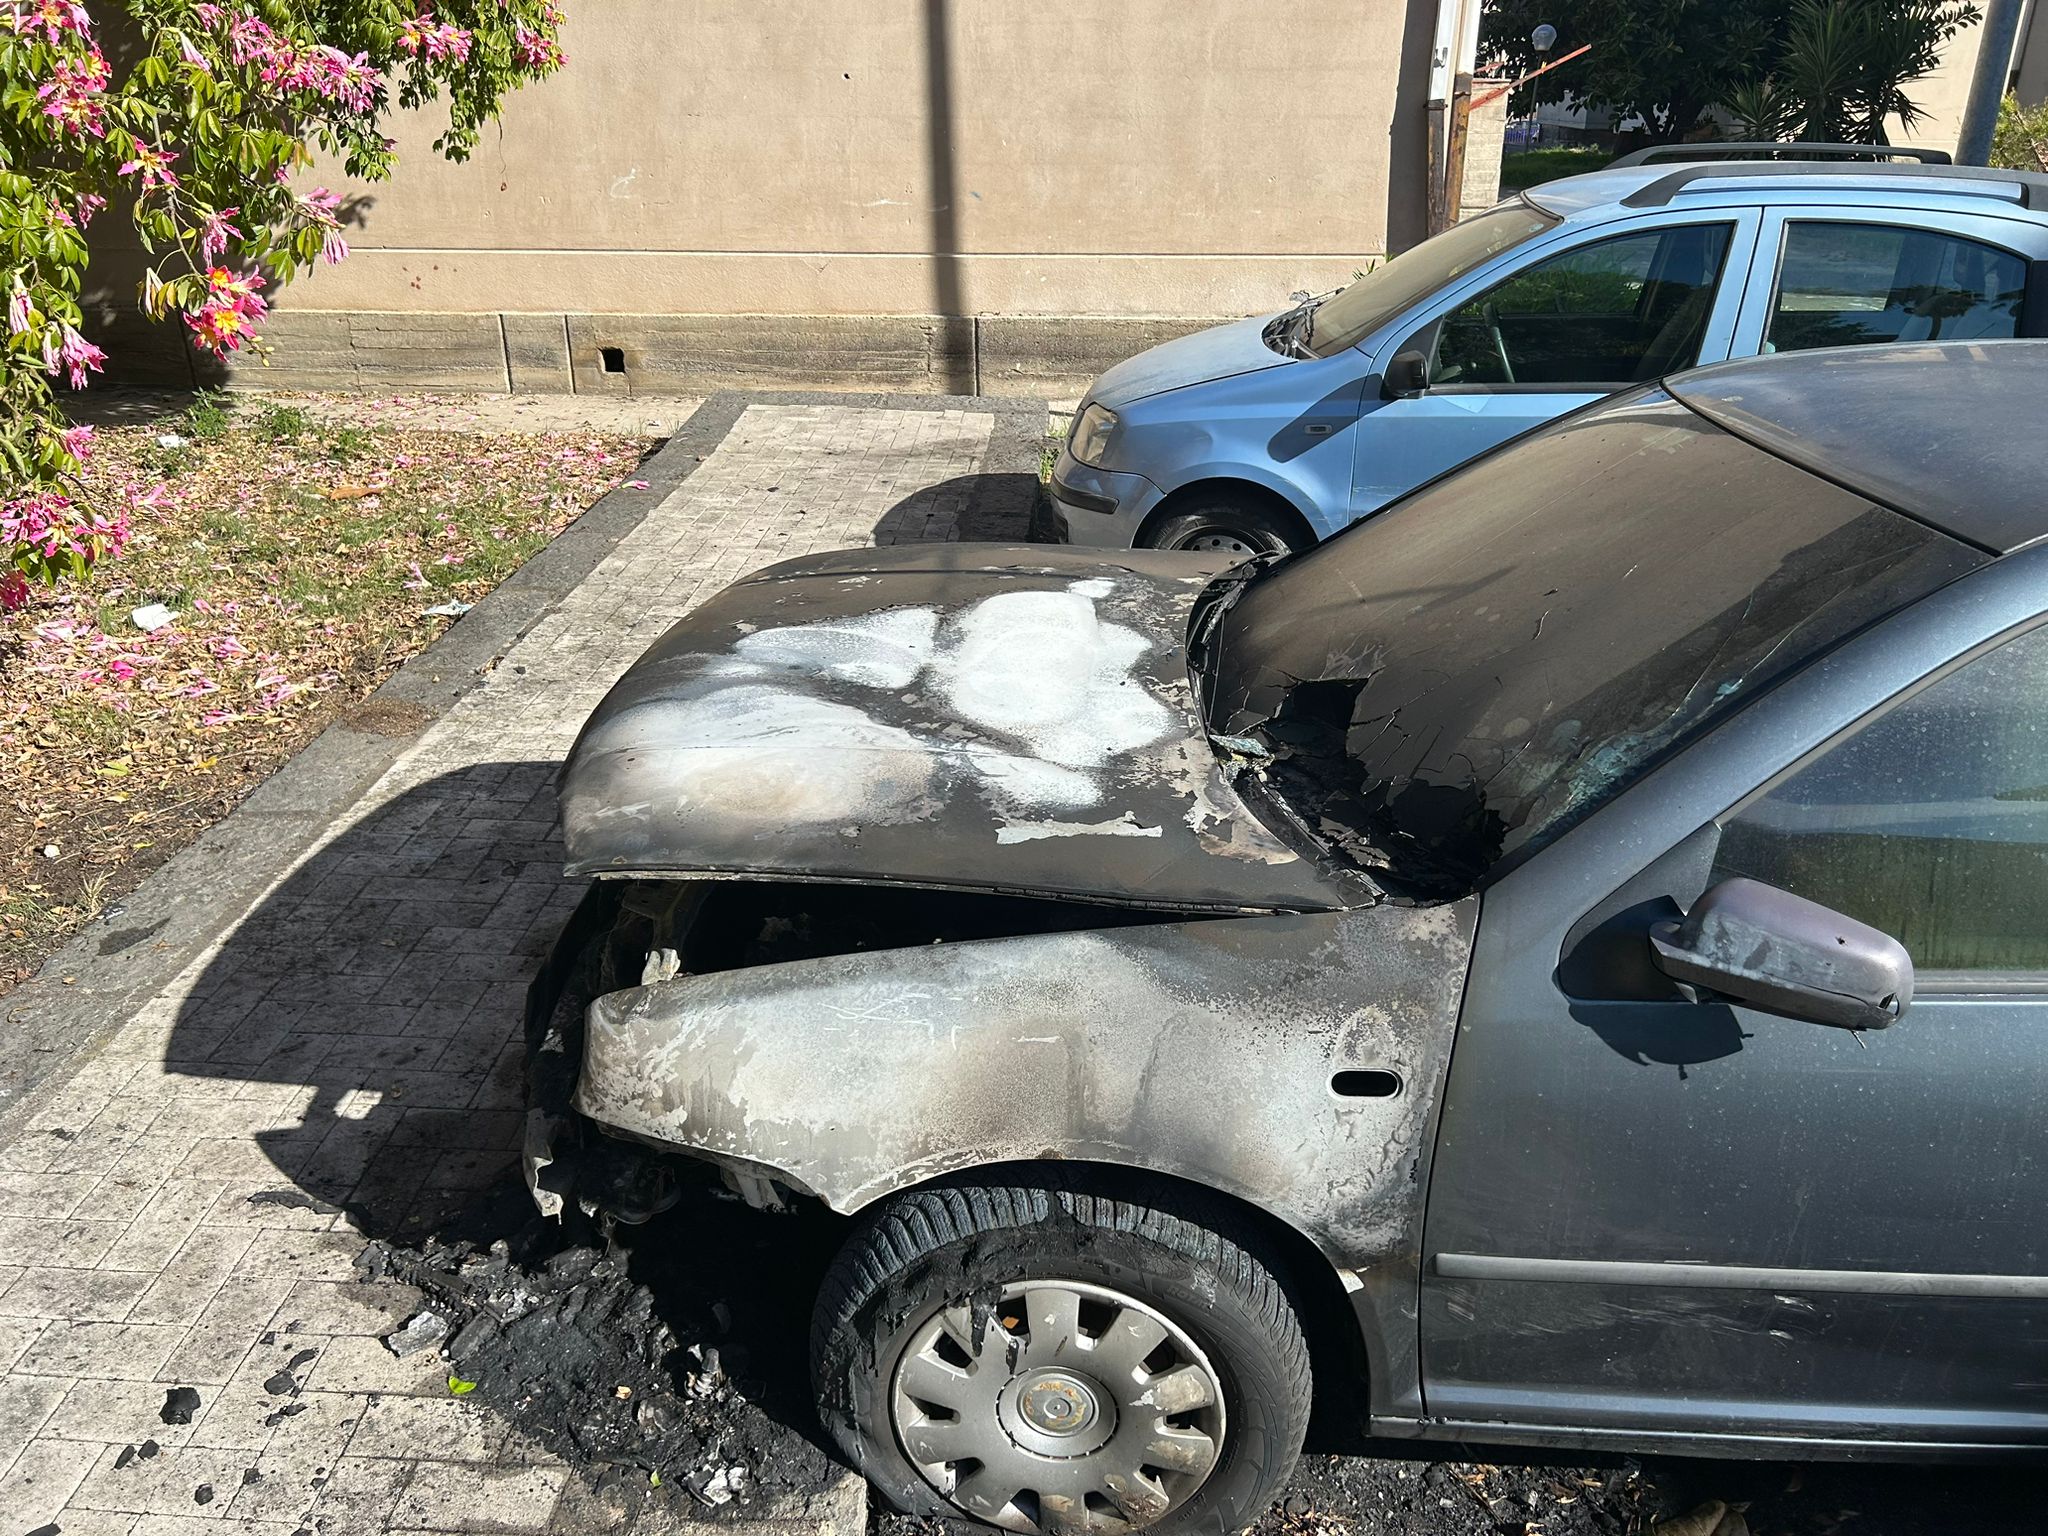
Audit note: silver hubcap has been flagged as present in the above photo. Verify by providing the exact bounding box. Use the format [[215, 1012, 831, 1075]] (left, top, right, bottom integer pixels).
[[1177, 529, 1260, 557], [890, 1280, 1227, 1534]]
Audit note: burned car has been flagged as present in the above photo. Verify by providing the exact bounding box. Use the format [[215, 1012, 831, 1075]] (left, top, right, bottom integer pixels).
[[529, 341, 2048, 1534]]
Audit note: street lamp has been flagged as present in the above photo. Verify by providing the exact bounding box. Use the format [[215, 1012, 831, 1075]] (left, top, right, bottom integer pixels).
[[1520, 25, 1558, 147]]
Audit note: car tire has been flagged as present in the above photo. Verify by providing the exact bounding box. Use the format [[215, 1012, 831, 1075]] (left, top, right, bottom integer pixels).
[[811, 1177, 1312, 1535], [1145, 498, 1305, 558]]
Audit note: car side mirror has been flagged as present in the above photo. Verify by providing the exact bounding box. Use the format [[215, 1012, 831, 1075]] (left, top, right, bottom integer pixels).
[[1648, 877, 1913, 1032], [1383, 349, 1430, 399]]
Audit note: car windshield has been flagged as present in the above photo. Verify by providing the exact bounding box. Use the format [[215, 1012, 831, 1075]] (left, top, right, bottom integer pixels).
[[1304, 201, 1557, 357], [1195, 389, 1983, 898]]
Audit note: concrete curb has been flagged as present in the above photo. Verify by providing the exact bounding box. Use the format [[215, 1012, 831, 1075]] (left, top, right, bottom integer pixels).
[[0, 389, 1046, 1146]]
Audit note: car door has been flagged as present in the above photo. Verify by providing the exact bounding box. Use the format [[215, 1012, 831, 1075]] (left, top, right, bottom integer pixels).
[[1420, 568, 2048, 1448], [1351, 208, 1761, 515], [1728, 205, 2047, 359]]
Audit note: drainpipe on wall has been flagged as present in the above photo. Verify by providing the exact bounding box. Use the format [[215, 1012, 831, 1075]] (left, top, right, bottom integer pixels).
[[1429, 0, 1486, 235], [1425, 0, 1462, 236], [1958, 0, 2028, 164]]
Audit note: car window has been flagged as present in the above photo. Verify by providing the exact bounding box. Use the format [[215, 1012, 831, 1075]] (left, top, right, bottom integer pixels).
[[1715, 625, 2048, 974], [1198, 390, 1983, 899], [1431, 223, 1733, 388], [1766, 222, 2026, 354], [1303, 201, 1557, 358]]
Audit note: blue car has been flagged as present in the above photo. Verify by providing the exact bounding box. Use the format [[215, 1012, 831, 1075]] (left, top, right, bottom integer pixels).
[[1050, 152, 2048, 556]]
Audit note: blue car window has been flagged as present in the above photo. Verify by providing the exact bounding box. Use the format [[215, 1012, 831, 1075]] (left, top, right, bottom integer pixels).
[[1716, 624, 2048, 973], [1767, 222, 2026, 353], [1304, 201, 1556, 358], [1432, 223, 1734, 388]]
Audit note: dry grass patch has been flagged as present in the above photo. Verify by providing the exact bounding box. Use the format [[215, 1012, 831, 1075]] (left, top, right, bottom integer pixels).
[[1, 391, 649, 992]]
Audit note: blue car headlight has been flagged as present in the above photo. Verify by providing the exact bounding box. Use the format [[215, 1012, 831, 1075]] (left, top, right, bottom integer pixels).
[[1069, 403, 1120, 468]]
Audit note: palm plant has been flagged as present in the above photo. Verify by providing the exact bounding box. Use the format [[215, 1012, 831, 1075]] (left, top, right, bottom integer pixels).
[[1715, 0, 1980, 146], [1855, 0, 1979, 141], [1724, 79, 1798, 142], [1780, 0, 1871, 140]]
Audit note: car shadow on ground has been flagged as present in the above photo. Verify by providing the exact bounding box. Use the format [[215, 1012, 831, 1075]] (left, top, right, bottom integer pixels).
[[873, 469, 1046, 546], [162, 761, 852, 1489]]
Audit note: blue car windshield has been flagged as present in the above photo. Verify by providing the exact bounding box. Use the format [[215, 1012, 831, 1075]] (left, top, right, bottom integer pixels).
[[1305, 200, 1556, 358], [1196, 389, 1983, 898]]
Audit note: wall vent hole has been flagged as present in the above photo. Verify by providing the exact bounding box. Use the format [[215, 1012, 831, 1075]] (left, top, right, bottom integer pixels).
[[599, 346, 626, 374], [1331, 1069, 1402, 1099]]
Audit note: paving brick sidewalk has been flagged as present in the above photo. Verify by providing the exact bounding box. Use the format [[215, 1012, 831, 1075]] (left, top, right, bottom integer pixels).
[[0, 399, 1039, 1535]]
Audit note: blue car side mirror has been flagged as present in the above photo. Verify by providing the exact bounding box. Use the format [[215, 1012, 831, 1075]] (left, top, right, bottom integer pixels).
[[1384, 350, 1430, 400]]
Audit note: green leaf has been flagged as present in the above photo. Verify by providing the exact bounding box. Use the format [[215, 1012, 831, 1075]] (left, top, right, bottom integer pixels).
[[447, 1376, 477, 1395]]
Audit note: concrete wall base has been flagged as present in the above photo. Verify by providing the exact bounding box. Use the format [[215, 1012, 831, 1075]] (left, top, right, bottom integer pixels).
[[141, 309, 1230, 402]]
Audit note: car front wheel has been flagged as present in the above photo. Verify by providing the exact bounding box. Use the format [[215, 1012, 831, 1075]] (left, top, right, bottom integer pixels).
[[811, 1179, 1312, 1535], [1144, 496, 1305, 559]]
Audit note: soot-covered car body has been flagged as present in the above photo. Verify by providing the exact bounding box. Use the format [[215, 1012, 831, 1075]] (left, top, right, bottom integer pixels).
[[531, 343, 2048, 1534], [528, 541, 1468, 1268]]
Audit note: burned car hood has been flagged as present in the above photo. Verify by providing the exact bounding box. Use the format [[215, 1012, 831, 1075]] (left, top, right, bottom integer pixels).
[[558, 544, 1367, 913]]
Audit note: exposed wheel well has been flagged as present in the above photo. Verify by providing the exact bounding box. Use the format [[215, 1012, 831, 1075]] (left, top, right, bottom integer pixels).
[[863, 1157, 1371, 1428], [1137, 479, 1320, 552]]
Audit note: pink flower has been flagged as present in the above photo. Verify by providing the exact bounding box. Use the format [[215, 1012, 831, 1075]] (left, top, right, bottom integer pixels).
[[398, 15, 472, 61], [184, 267, 268, 356], [0, 488, 126, 563], [118, 139, 180, 190], [320, 229, 349, 265], [0, 572, 27, 614], [35, 47, 110, 137], [225, 13, 279, 68], [292, 45, 376, 110], [76, 192, 104, 226], [196, 206, 242, 262], [51, 322, 105, 389], [59, 423, 93, 462], [7, 284, 30, 334], [514, 22, 563, 71], [13, 1, 92, 43], [301, 186, 342, 216]]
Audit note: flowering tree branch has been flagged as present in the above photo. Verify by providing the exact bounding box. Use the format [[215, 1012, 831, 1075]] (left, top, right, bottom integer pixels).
[[1, 0, 566, 613]]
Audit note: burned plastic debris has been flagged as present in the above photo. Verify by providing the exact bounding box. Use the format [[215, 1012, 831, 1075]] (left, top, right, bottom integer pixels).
[[357, 1215, 832, 1508], [262, 1349, 318, 1396], [384, 1308, 453, 1358]]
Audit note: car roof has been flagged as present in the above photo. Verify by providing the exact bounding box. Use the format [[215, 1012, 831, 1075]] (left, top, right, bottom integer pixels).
[[1667, 342, 2048, 556], [1526, 160, 2048, 218]]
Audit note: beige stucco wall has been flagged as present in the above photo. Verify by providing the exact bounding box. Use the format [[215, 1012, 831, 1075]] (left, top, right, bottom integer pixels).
[[277, 0, 1434, 322], [1895, 3, 2048, 153]]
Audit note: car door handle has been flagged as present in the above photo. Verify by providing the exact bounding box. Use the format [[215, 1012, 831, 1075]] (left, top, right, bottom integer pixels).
[[1304, 423, 1335, 436]]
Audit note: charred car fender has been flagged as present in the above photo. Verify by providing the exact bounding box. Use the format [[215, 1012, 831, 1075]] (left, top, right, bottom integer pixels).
[[573, 898, 1476, 1269]]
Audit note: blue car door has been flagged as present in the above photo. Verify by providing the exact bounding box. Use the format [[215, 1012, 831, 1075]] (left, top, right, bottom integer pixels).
[[1351, 208, 1761, 517], [1726, 204, 2048, 359]]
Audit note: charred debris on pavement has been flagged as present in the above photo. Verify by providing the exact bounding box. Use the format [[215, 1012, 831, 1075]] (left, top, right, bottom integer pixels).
[[357, 1179, 843, 1519]]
